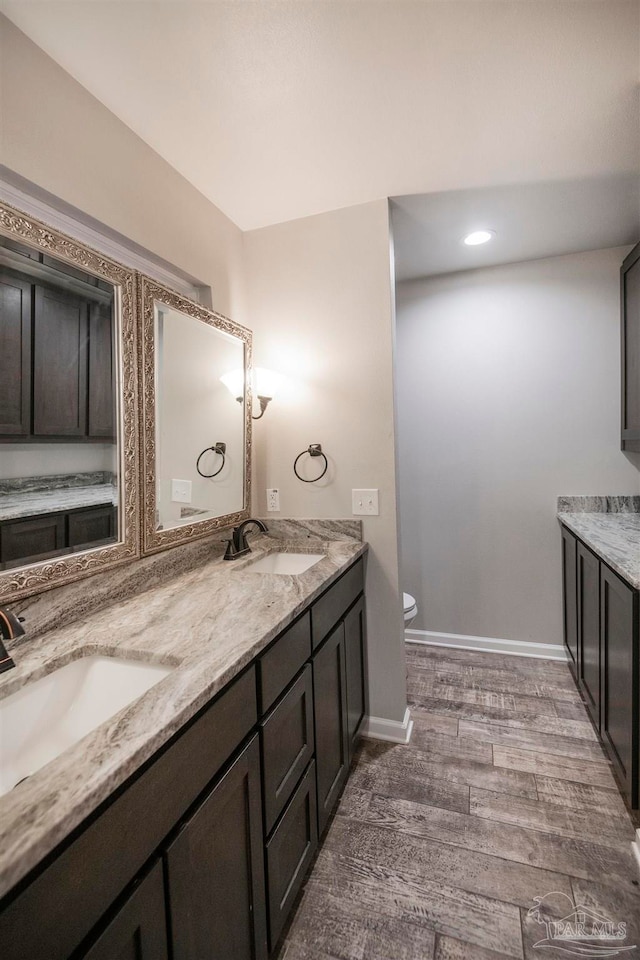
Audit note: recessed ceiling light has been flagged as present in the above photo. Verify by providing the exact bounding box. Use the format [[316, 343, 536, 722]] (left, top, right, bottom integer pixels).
[[463, 230, 495, 246]]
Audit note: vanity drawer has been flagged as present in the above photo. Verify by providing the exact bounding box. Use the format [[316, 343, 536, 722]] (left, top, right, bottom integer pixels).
[[0, 665, 257, 960], [261, 664, 315, 834], [266, 761, 318, 951], [258, 611, 312, 713], [311, 557, 364, 649]]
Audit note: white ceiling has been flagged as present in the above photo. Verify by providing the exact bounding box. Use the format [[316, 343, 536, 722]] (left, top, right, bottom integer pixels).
[[1, 1, 639, 231], [392, 174, 640, 281]]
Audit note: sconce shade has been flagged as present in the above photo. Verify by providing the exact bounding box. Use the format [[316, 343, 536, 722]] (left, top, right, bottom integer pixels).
[[220, 369, 245, 401], [254, 367, 281, 400]]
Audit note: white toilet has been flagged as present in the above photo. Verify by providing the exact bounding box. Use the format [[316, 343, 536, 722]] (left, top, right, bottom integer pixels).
[[403, 592, 418, 627]]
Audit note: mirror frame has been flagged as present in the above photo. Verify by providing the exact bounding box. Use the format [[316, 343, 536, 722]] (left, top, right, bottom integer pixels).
[[138, 274, 252, 555], [0, 202, 140, 602]]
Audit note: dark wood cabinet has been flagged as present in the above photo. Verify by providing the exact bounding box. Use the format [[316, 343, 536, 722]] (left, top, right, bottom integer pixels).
[[0, 266, 114, 442], [0, 504, 116, 569], [561, 525, 639, 809], [601, 565, 638, 806], [313, 622, 349, 836], [81, 861, 168, 960], [577, 541, 600, 728], [0, 272, 31, 436], [561, 525, 578, 676], [621, 241, 640, 453], [344, 596, 367, 756], [265, 761, 317, 949], [32, 284, 88, 437], [166, 735, 268, 960], [0, 555, 368, 960]]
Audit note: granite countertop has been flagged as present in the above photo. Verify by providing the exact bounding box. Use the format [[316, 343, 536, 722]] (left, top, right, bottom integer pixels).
[[0, 533, 366, 897], [557, 511, 640, 591], [0, 485, 118, 522]]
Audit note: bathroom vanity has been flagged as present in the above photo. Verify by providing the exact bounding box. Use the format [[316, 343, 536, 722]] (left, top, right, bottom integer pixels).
[[0, 534, 367, 960], [559, 499, 639, 810]]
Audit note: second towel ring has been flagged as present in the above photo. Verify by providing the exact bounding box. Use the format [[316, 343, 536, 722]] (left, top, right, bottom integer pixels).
[[196, 442, 227, 478], [293, 444, 328, 483]]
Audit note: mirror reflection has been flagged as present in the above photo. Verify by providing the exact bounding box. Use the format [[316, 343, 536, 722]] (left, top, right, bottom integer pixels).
[[154, 303, 246, 531], [0, 235, 119, 570]]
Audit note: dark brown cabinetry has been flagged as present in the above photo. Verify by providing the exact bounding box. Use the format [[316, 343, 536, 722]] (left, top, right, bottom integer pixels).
[[561, 525, 578, 675], [621, 242, 640, 453], [81, 861, 168, 960], [601, 565, 638, 802], [0, 555, 368, 960], [166, 736, 268, 960], [0, 267, 114, 442], [344, 596, 367, 756], [0, 504, 116, 569], [561, 526, 639, 808]]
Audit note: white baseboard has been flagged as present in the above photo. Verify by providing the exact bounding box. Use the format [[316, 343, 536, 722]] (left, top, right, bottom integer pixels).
[[632, 831, 640, 873], [405, 628, 568, 662], [361, 706, 414, 744]]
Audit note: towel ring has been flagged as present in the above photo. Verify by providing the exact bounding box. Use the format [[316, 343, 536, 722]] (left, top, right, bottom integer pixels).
[[196, 442, 227, 478], [293, 444, 328, 483]]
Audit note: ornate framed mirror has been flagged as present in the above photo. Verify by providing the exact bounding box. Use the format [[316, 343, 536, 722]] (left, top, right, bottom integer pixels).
[[138, 275, 252, 555], [0, 203, 139, 601]]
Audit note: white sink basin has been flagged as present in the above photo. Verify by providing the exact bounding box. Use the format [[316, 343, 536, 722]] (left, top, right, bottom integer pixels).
[[0, 656, 172, 796], [244, 552, 325, 575]]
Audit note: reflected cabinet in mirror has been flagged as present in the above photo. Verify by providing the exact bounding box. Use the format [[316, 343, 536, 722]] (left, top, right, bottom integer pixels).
[[139, 275, 252, 554], [0, 203, 139, 601]]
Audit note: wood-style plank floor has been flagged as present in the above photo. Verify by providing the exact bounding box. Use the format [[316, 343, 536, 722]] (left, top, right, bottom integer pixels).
[[277, 644, 640, 960]]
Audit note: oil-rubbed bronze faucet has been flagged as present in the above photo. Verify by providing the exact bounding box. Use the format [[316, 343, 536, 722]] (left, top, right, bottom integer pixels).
[[224, 519, 269, 560], [0, 607, 24, 674]]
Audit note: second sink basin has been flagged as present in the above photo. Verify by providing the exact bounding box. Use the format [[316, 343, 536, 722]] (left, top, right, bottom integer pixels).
[[0, 656, 172, 797], [244, 552, 325, 575]]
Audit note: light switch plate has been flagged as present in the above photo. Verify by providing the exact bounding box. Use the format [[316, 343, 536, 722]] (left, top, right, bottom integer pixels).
[[352, 488, 379, 516], [267, 488, 280, 512], [171, 479, 192, 504]]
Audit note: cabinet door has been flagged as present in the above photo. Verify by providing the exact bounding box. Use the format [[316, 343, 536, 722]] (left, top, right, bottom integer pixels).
[[621, 243, 640, 452], [81, 860, 168, 960], [265, 761, 317, 950], [166, 735, 268, 960], [33, 284, 88, 436], [68, 505, 116, 550], [561, 526, 578, 677], [0, 271, 31, 436], [577, 542, 600, 729], [0, 513, 66, 566], [344, 596, 367, 756], [313, 622, 349, 836], [88, 302, 115, 438], [261, 665, 314, 834], [601, 565, 638, 804]]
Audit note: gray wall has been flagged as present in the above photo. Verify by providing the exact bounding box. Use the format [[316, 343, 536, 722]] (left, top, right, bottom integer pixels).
[[396, 247, 640, 646]]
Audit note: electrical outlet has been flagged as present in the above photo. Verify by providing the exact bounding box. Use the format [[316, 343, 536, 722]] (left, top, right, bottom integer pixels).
[[267, 488, 280, 512], [352, 488, 379, 516], [171, 479, 192, 504]]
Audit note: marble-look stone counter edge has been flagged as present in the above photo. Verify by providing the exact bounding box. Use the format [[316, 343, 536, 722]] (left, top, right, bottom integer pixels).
[[0, 534, 367, 897], [557, 512, 640, 591], [557, 495, 640, 514], [0, 485, 118, 522]]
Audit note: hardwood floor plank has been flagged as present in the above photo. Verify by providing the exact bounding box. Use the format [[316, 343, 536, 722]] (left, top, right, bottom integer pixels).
[[570, 876, 640, 945], [470, 786, 634, 846], [470, 714, 598, 741], [323, 817, 575, 909], [416, 666, 581, 704], [492, 745, 617, 789], [435, 935, 522, 960], [553, 698, 591, 721], [408, 678, 559, 718], [362, 915, 437, 960], [360, 793, 636, 883], [346, 761, 470, 814], [280, 883, 368, 960], [356, 741, 538, 798], [405, 647, 568, 675], [407, 706, 459, 736], [309, 850, 525, 958], [409, 727, 494, 764], [534, 775, 630, 814], [458, 719, 607, 761]]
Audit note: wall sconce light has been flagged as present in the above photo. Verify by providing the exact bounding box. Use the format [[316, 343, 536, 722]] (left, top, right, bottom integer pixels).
[[220, 367, 281, 420]]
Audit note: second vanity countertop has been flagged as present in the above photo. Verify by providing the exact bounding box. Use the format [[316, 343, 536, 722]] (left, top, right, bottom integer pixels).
[[0, 485, 118, 522], [0, 534, 366, 898], [557, 511, 640, 591]]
